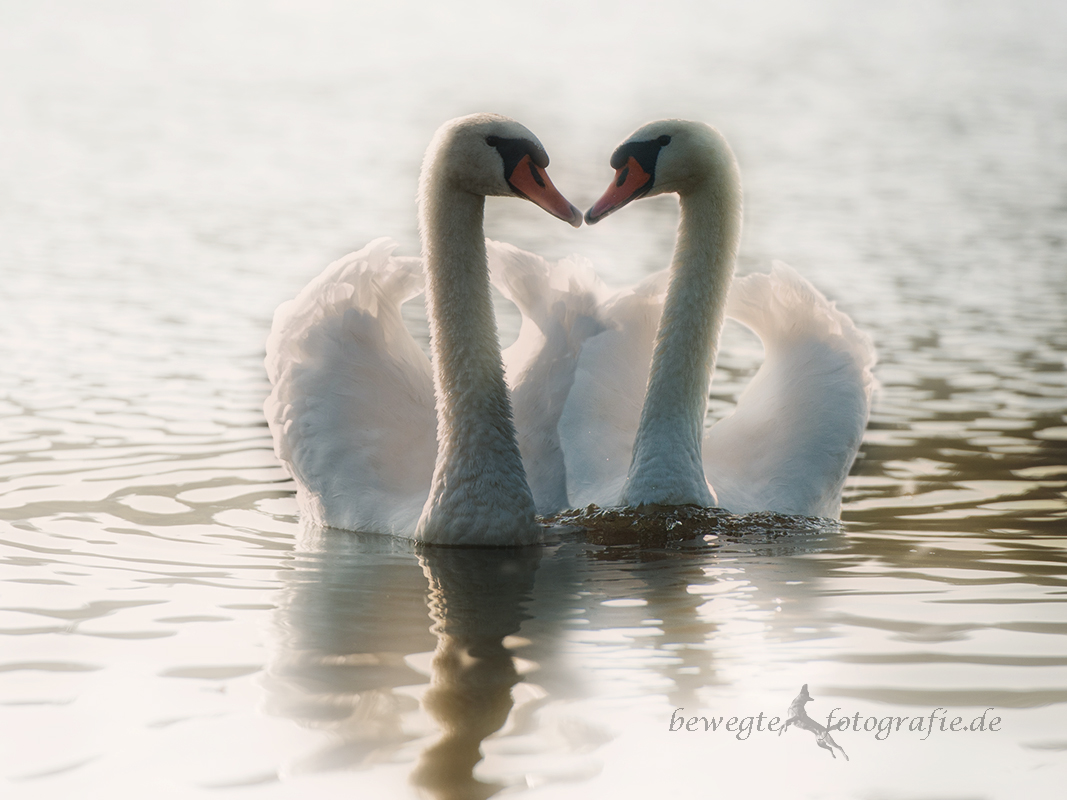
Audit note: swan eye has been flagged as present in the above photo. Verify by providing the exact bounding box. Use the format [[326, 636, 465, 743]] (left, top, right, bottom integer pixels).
[[486, 135, 500, 147], [657, 135, 671, 146]]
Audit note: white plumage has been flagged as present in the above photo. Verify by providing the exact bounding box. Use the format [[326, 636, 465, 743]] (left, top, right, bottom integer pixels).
[[265, 239, 435, 536], [492, 120, 876, 518], [266, 116, 876, 542], [264, 114, 582, 545], [706, 262, 876, 517]]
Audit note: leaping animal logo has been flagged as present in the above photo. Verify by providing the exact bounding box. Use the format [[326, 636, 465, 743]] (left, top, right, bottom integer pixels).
[[779, 684, 849, 761]]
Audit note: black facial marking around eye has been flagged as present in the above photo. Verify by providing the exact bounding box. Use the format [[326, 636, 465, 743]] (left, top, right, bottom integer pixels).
[[528, 159, 545, 188], [611, 137, 669, 171], [609, 134, 672, 182], [487, 136, 550, 179]]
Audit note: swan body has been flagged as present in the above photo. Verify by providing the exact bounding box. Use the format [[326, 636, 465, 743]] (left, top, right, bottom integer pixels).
[[265, 114, 581, 546], [488, 241, 668, 513], [265, 239, 434, 535], [703, 262, 875, 517], [493, 120, 875, 518]]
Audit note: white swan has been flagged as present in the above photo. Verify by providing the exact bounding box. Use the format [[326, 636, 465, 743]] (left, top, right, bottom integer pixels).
[[265, 114, 582, 545], [492, 120, 875, 518]]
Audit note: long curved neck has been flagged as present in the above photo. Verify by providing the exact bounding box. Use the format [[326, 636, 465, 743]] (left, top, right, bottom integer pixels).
[[415, 168, 537, 544], [620, 173, 741, 507]]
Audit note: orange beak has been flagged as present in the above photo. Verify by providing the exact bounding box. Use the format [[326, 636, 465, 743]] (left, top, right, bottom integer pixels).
[[584, 156, 654, 224], [507, 154, 583, 228]]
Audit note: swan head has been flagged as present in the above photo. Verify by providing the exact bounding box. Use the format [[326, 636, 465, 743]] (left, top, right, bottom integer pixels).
[[422, 113, 583, 227], [585, 119, 738, 224]]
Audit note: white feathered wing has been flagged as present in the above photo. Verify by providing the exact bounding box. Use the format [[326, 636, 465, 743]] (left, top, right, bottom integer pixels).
[[264, 238, 437, 535]]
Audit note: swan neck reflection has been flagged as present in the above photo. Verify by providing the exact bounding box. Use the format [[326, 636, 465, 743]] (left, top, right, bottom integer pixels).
[[412, 545, 541, 799]]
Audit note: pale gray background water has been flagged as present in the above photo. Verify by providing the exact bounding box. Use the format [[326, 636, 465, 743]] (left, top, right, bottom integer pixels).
[[1, 1, 1065, 798]]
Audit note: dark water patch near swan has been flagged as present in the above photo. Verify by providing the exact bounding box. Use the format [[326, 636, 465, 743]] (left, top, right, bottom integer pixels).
[[547, 504, 839, 548]]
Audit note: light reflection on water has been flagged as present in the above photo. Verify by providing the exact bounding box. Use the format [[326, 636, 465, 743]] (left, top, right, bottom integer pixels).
[[2, 0, 1066, 797]]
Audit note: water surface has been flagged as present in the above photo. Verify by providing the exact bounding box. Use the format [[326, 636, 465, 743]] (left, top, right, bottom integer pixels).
[[2, 1, 1066, 798]]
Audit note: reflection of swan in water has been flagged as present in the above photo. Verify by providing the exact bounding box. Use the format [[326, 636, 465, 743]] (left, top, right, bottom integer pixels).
[[411, 546, 541, 800], [493, 120, 875, 518], [263, 529, 435, 772], [264, 523, 550, 797], [265, 114, 582, 545], [263, 521, 837, 792]]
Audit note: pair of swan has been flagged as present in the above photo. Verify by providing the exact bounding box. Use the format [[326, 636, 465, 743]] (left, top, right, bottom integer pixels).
[[265, 114, 875, 546]]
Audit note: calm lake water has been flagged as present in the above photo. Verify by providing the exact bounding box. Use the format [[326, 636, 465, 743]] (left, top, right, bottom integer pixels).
[[2, 1, 1066, 798]]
